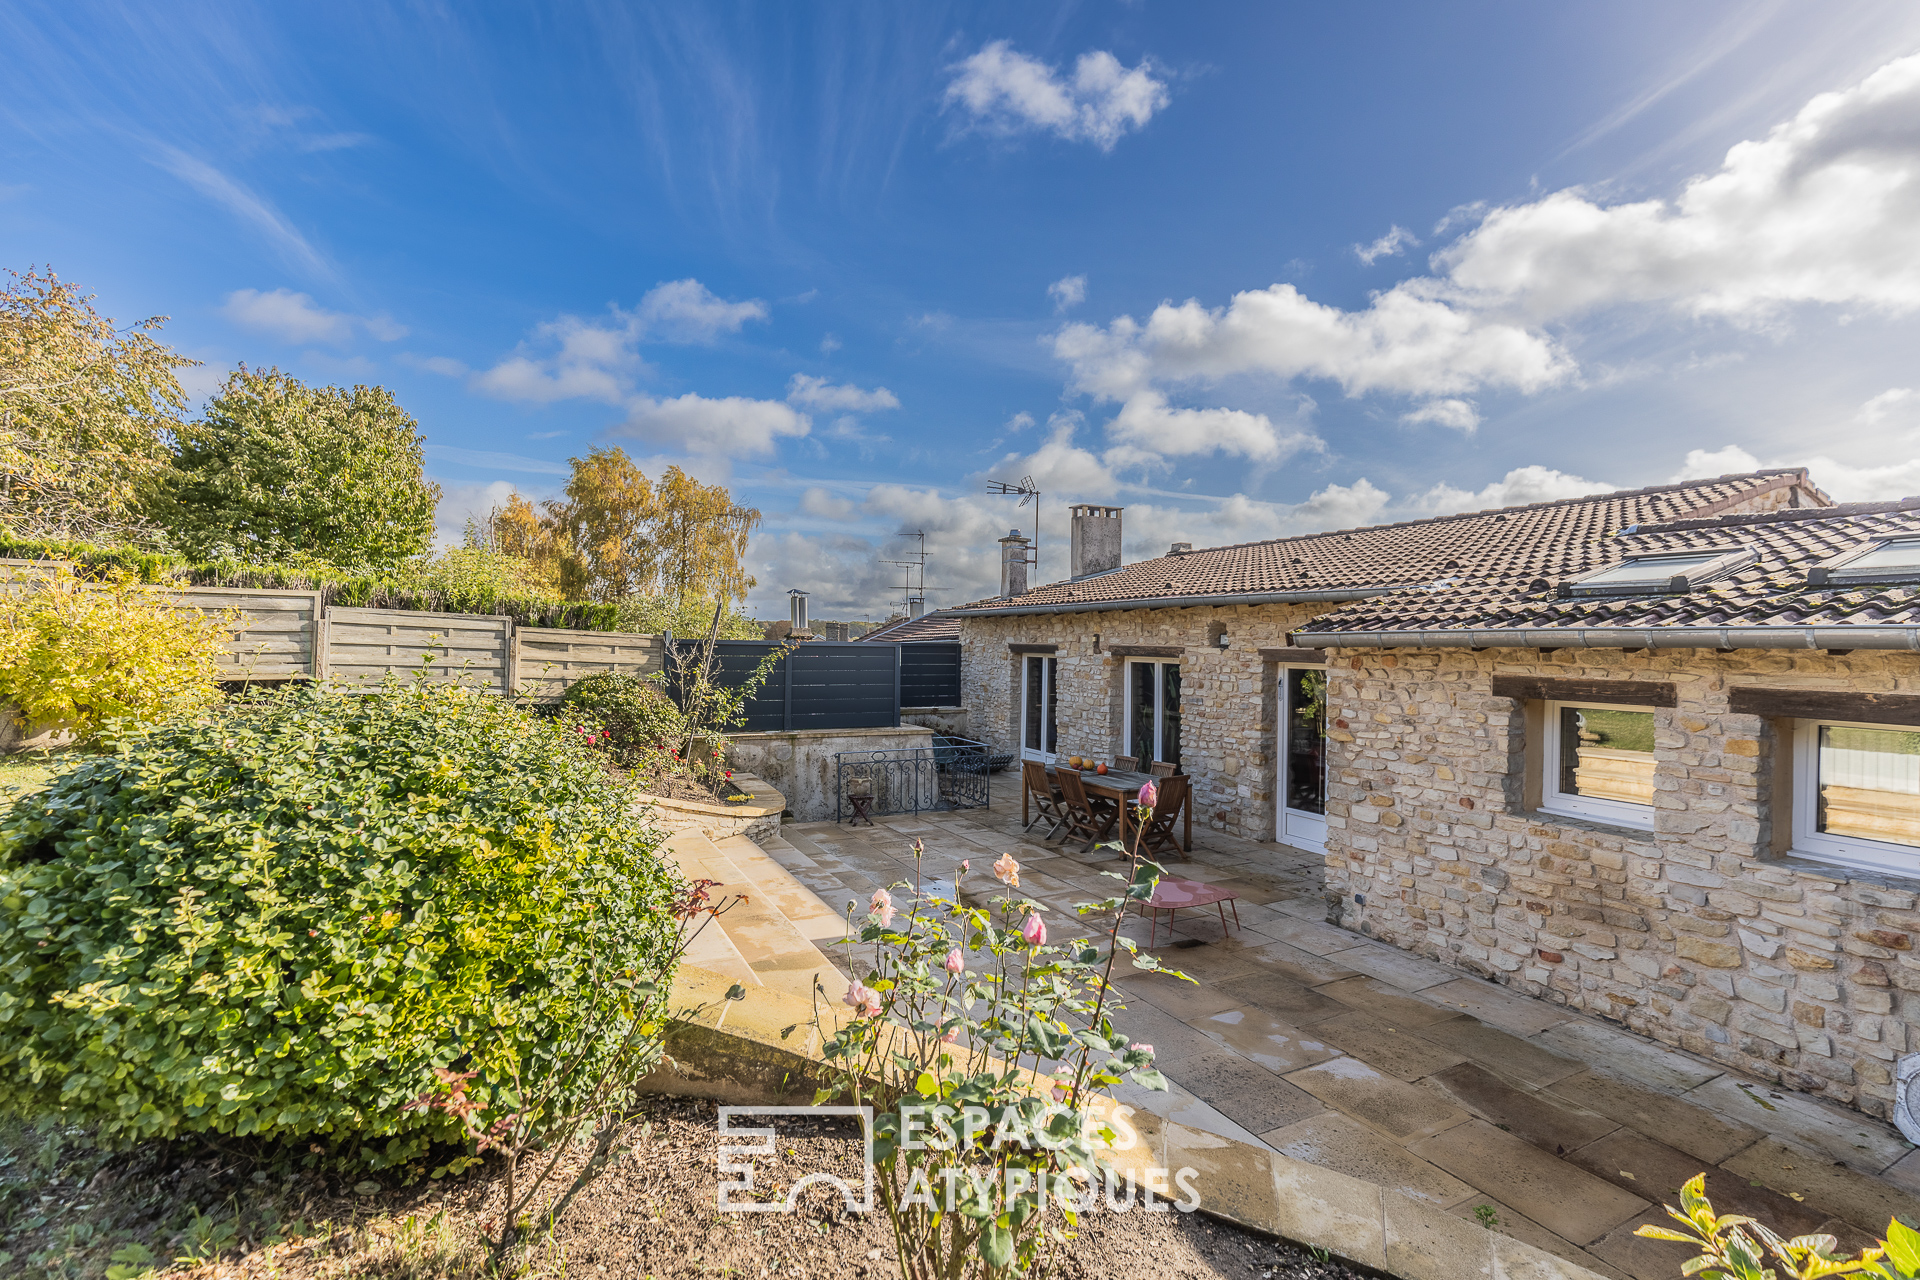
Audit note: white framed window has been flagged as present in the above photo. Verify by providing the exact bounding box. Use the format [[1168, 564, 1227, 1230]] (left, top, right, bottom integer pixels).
[[1540, 701, 1657, 830], [1123, 659, 1181, 767], [1020, 655, 1058, 763], [1792, 718, 1920, 875]]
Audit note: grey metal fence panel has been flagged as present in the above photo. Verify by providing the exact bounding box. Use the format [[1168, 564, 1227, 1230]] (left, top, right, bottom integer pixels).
[[673, 639, 901, 732], [899, 642, 961, 707], [325, 606, 512, 693], [513, 627, 664, 702]]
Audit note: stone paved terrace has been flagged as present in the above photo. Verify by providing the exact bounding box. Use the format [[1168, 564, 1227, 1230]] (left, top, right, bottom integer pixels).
[[773, 770, 1920, 1280]]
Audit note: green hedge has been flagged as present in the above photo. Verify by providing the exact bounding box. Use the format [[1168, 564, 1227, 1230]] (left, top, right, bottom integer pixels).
[[0, 683, 680, 1168]]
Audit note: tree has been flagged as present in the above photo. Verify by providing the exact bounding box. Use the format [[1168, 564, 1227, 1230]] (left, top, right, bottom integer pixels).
[[157, 367, 441, 567], [0, 268, 195, 542], [475, 448, 759, 605]]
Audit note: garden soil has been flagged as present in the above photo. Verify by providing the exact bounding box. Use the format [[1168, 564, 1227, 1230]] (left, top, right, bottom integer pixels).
[[4, 1095, 1380, 1280]]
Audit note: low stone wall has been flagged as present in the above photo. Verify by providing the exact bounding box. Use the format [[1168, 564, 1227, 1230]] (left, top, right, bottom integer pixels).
[[634, 772, 783, 844], [724, 725, 934, 821]]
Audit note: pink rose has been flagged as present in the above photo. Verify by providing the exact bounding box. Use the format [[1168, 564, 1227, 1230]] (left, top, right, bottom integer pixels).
[[992, 852, 1020, 888], [941, 1027, 960, 1044], [1051, 1083, 1068, 1102], [960, 859, 970, 874], [1130, 1042, 1153, 1055], [1137, 781, 1157, 809], [843, 981, 881, 1017], [943, 948, 964, 974], [869, 889, 896, 927], [1020, 912, 1046, 947]]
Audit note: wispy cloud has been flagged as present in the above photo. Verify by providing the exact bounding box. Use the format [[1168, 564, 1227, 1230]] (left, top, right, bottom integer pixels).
[[151, 146, 331, 278], [1354, 225, 1418, 266], [423, 445, 571, 476], [223, 288, 405, 344]]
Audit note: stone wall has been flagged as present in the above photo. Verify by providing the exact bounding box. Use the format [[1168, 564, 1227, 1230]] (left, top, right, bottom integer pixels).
[[900, 706, 971, 737], [1319, 645, 1920, 1121], [957, 603, 1325, 841], [724, 725, 934, 821]]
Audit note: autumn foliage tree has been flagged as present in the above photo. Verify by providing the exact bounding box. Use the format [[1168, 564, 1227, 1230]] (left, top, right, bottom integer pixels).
[[0, 268, 196, 543], [476, 447, 759, 607]]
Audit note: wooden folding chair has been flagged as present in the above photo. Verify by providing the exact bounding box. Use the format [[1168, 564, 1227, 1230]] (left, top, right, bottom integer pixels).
[[1149, 760, 1178, 779], [1022, 761, 1067, 839], [1053, 769, 1114, 852], [1139, 774, 1191, 860], [1113, 755, 1139, 772]]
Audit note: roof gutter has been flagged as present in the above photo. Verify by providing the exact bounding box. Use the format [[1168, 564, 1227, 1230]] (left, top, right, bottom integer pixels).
[[956, 587, 1400, 619], [1291, 625, 1920, 652]]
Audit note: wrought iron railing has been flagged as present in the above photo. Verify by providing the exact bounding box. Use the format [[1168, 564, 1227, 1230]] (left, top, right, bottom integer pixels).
[[834, 735, 993, 821]]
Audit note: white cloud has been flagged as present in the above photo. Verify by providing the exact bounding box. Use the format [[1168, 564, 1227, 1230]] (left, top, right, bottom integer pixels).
[[1354, 225, 1419, 266], [613, 392, 810, 458], [1103, 390, 1319, 464], [1400, 398, 1481, 432], [1049, 52, 1920, 441], [222, 288, 405, 345], [1437, 53, 1920, 323], [944, 41, 1170, 151], [799, 487, 856, 520], [154, 147, 330, 278], [634, 279, 770, 343], [785, 374, 901, 412], [1048, 274, 1087, 312], [1405, 465, 1616, 516], [422, 445, 570, 476], [1673, 445, 1762, 480], [819, 333, 842, 354], [474, 279, 768, 404], [1859, 387, 1916, 423], [430, 478, 523, 549]]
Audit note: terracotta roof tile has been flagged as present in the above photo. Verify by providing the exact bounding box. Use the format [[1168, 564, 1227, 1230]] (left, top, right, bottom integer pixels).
[[953, 470, 1819, 614], [859, 610, 961, 642], [1298, 498, 1920, 636]]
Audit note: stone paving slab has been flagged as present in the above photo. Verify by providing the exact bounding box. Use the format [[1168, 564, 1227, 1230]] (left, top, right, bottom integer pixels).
[[770, 773, 1920, 1280]]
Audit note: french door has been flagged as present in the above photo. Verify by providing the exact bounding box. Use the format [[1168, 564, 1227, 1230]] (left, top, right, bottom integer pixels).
[[1277, 667, 1327, 852], [1020, 655, 1058, 762], [1125, 660, 1181, 768]]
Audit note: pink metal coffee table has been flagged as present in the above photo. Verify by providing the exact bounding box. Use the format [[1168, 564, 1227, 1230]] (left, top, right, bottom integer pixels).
[[1141, 877, 1240, 946]]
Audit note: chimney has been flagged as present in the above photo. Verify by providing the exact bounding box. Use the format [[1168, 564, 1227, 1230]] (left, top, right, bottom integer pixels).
[[908, 598, 925, 619], [1169, 541, 1192, 555], [1070, 505, 1123, 579], [998, 529, 1030, 598], [788, 589, 810, 634]]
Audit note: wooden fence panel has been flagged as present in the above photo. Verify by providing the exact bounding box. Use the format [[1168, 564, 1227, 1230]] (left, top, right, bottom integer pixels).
[[325, 607, 512, 693], [170, 586, 323, 681], [513, 627, 663, 702]]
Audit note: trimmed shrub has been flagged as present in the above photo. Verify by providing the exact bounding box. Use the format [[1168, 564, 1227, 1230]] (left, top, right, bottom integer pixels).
[[559, 672, 686, 762], [0, 567, 231, 743], [0, 682, 679, 1168]]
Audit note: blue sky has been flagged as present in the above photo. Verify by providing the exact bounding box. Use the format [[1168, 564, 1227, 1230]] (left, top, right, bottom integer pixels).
[[6, 2, 1920, 618]]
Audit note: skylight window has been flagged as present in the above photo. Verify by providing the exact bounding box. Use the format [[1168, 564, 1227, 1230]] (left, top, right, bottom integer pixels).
[[1562, 546, 1753, 597], [1807, 536, 1920, 587]]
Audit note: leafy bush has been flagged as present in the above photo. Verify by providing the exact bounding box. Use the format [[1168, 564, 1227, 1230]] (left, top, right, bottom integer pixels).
[[0, 567, 230, 742], [559, 672, 686, 762], [0, 682, 680, 1169]]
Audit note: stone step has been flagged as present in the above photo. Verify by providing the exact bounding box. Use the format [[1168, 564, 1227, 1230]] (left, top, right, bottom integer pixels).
[[661, 830, 848, 1004]]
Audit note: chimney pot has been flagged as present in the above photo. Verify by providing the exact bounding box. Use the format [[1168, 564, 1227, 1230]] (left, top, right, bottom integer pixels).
[[1169, 541, 1192, 555], [1070, 505, 1124, 579], [787, 589, 810, 634], [997, 530, 1031, 598]]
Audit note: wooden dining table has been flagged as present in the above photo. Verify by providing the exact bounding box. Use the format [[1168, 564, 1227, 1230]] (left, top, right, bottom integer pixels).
[[1037, 764, 1189, 854]]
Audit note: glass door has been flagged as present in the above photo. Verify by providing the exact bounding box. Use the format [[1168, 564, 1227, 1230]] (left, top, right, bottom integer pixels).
[[1126, 660, 1182, 768], [1021, 655, 1057, 762], [1278, 667, 1327, 852]]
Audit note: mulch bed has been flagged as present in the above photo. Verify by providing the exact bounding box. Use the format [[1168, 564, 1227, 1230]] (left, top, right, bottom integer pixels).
[[4, 1096, 1382, 1280]]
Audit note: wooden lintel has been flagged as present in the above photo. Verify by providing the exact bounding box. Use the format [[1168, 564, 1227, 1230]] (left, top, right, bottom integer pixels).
[[1729, 687, 1920, 727], [1258, 646, 1325, 664], [1107, 644, 1182, 659], [1007, 643, 1058, 655], [1490, 675, 1678, 708]]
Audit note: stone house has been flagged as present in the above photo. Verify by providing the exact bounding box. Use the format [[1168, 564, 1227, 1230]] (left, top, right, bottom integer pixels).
[[949, 470, 1920, 1122]]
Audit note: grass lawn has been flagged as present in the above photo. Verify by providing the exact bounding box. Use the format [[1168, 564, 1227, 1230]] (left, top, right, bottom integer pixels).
[[0, 748, 82, 799]]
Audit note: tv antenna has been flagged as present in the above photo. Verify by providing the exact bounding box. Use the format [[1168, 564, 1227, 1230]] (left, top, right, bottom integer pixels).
[[880, 530, 930, 618], [987, 475, 1041, 574]]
